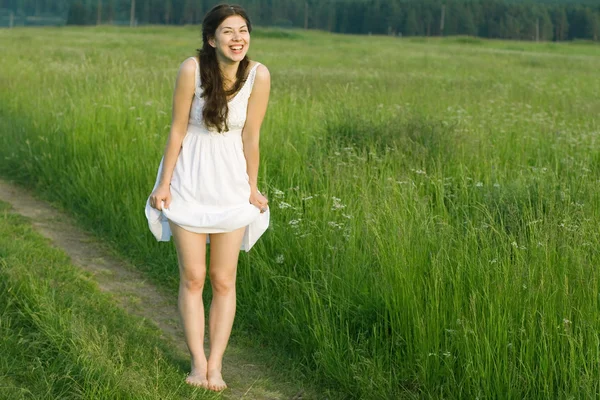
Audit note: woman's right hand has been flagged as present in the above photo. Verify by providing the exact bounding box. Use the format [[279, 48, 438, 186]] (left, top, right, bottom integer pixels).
[[149, 184, 171, 211]]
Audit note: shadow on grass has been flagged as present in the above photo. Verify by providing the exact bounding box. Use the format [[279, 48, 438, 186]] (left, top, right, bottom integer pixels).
[[323, 107, 459, 166]]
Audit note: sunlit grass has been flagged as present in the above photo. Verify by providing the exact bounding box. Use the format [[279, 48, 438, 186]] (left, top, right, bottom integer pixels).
[[1, 25, 599, 398], [0, 202, 220, 399]]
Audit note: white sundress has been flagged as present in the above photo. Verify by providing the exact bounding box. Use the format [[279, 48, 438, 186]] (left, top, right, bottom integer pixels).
[[144, 56, 270, 252]]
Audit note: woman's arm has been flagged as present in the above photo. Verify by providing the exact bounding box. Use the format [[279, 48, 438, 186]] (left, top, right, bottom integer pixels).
[[242, 64, 271, 193], [157, 58, 196, 188], [149, 58, 195, 211]]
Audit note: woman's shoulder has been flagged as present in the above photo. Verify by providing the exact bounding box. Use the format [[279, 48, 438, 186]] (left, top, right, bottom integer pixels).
[[176, 57, 200, 88], [180, 56, 199, 70], [177, 56, 198, 77], [171, 57, 200, 97], [251, 62, 270, 87], [249, 60, 269, 81], [249, 60, 267, 71]]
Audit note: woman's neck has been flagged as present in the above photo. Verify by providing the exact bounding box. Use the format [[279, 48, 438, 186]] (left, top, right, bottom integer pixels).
[[217, 58, 240, 85]]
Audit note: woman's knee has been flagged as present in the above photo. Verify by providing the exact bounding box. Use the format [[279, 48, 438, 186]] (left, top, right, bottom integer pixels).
[[181, 265, 206, 292], [209, 271, 236, 295]]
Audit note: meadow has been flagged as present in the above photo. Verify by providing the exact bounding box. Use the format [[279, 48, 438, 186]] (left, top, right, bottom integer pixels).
[[0, 25, 599, 398], [0, 200, 220, 399]]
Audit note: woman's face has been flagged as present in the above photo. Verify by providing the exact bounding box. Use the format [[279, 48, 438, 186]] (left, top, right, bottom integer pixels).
[[210, 15, 250, 64]]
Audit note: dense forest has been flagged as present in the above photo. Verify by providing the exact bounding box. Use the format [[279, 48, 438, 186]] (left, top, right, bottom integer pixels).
[[1, 0, 599, 41]]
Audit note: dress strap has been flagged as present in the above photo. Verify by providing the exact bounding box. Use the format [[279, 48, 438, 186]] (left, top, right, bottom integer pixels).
[[248, 62, 261, 91], [189, 56, 201, 98]]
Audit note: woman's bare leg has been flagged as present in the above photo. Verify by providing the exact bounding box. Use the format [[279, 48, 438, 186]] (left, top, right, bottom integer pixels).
[[205, 226, 246, 391], [168, 220, 209, 388]]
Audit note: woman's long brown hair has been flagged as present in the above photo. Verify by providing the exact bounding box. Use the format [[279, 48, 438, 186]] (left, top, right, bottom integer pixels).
[[197, 4, 252, 133]]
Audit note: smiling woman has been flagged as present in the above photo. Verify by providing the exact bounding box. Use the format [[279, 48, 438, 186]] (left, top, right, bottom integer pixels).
[[144, 3, 272, 393], [199, 5, 253, 132]]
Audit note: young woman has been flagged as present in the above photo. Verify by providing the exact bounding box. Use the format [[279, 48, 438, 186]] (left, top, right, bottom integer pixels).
[[144, 4, 270, 392]]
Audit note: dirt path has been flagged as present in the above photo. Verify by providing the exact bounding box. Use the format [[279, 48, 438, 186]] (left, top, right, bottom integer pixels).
[[0, 179, 307, 400]]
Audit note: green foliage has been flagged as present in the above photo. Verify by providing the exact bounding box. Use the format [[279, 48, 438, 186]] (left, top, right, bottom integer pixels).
[[4, 0, 600, 41], [65, 0, 86, 25], [0, 203, 211, 399]]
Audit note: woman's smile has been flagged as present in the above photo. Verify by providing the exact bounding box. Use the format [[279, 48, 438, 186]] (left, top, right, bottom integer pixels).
[[228, 44, 244, 55]]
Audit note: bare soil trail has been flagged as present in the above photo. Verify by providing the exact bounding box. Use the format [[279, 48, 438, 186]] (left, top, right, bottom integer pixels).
[[0, 178, 310, 400]]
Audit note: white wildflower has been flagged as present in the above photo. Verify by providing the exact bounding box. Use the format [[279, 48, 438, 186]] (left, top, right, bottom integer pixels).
[[331, 196, 346, 211]]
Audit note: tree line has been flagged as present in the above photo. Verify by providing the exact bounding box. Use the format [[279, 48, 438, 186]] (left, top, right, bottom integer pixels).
[[1, 0, 599, 41]]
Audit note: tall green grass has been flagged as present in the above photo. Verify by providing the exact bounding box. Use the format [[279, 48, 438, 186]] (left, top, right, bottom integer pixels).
[[0, 202, 219, 399], [1, 26, 599, 398]]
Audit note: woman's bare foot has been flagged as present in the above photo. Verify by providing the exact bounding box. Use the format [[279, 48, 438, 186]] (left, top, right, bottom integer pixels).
[[207, 369, 227, 391], [185, 368, 208, 388], [185, 359, 208, 388]]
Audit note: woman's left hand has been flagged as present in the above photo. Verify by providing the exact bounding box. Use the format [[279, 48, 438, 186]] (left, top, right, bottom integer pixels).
[[250, 190, 269, 213]]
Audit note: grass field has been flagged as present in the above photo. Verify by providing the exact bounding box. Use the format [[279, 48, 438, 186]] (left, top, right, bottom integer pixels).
[[1, 25, 599, 398], [0, 200, 222, 399]]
